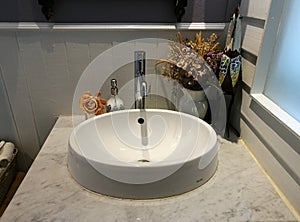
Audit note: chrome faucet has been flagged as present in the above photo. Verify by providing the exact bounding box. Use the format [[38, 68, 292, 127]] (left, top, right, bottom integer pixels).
[[134, 51, 147, 109]]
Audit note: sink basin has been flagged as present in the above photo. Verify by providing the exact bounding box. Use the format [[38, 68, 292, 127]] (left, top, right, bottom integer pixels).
[[68, 109, 219, 199]]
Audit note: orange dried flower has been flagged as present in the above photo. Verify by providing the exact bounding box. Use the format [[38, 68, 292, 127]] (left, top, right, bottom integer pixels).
[[79, 91, 107, 115]]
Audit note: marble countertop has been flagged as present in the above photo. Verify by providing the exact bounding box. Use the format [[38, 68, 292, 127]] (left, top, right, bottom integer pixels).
[[1, 116, 296, 222]]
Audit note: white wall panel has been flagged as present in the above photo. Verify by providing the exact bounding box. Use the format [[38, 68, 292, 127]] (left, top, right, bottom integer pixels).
[[241, 119, 300, 212], [64, 32, 92, 89], [0, 67, 19, 145], [241, 91, 300, 179], [0, 32, 40, 165], [242, 58, 256, 87], [238, 0, 300, 214], [242, 23, 264, 56], [240, 0, 271, 20], [17, 32, 56, 144]]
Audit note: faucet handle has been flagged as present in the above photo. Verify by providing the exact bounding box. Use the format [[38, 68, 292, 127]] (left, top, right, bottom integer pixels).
[[140, 81, 148, 97]]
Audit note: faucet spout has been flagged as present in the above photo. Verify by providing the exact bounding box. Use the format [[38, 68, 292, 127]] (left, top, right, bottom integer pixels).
[[134, 51, 147, 109]]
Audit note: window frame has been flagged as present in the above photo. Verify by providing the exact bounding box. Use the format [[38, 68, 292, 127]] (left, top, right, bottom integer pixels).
[[251, 0, 300, 136]]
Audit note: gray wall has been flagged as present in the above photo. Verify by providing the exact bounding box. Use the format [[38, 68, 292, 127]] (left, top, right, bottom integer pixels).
[[0, 0, 239, 23], [240, 0, 300, 214], [182, 0, 240, 23]]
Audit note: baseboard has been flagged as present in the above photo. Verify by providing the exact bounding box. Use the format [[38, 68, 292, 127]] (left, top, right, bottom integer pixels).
[[240, 119, 300, 218]]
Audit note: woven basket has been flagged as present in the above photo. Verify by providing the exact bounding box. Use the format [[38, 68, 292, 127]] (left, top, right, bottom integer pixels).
[[0, 148, 18, 204]]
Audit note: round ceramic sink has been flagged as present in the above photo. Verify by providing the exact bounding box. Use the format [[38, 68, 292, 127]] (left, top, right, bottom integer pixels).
[[68, 109, 219, 199]]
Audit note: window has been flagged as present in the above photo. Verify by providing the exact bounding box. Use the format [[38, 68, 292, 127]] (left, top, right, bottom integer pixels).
[[252, 0, 300, 135]]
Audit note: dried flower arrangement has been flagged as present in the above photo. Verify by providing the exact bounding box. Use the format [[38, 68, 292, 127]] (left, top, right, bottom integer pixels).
[[79, 91, 107, 115], [156, 32, 223, 90]]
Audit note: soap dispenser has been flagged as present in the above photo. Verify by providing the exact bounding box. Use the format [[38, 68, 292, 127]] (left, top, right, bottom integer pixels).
[[106, 79, 125, 112]]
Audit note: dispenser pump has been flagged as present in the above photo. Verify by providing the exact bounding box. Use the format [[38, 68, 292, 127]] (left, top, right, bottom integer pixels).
[[106, 79, 124, 112], [111, 79, 118, 96]]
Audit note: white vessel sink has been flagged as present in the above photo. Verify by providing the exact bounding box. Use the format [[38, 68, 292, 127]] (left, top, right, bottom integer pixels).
[[68, 109, 219, 199]]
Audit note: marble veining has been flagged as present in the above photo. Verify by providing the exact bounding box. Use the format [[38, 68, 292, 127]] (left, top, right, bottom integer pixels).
[[0, 116, 296, 222]]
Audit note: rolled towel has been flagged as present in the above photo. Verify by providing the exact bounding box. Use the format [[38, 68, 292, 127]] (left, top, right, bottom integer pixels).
[[0, 140, 5, 150], [0, 142, 16, 167]]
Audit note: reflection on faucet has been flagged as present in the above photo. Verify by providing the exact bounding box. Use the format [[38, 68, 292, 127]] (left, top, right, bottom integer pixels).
[[134, 51, 147, 109], [139, 80, 147, 110]]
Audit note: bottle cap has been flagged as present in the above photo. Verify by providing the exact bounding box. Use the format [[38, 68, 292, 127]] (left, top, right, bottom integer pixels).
[[111, 79, 118, 95], [111, 79, 117, 88]]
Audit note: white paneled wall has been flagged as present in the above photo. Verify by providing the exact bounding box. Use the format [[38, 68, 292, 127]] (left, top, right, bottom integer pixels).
[[0, 29, 226, 171], [0, 32, 41, 170], [240, 0, 271, 20], [0, 66, 20, 150], [241, 58, 255, 87], [240, 0, 300, 214], [240, 0, 271, 88], [241, 24, 264, 56]]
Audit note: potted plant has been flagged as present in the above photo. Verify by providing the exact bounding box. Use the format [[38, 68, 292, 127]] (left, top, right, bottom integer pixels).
[[155, 32, 223, 118]]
